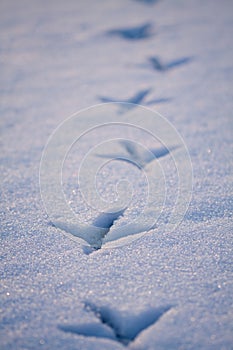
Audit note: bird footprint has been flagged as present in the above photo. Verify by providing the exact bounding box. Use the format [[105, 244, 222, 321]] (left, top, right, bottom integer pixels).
[[106, 23, 154, 41], [147, 56, 193, 72], [58, 301, 173, 346], [96, 139, 178, 168], [98, 89, 170, 112]]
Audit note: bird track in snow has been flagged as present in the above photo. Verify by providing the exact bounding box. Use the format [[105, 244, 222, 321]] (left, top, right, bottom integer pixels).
[[147, 56, 193, 72], [106, 23, 154, 41], [98, 88, 170, 112], [58, 301, 173, 346], [96, 139, 178, 168]]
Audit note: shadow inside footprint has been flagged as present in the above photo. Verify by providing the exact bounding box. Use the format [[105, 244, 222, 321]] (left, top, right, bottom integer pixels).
[[107, 23, 153, 40], [93, 208, 126, 229], [82, 208, 126, 254]]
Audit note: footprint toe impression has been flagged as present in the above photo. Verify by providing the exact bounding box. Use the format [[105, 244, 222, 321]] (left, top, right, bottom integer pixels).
[[58, 322, 116, 341]]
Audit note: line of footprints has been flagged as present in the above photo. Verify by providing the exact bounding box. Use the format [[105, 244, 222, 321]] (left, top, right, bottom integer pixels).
[[59, 0, 187, 347], [99, 1, 193, 108]]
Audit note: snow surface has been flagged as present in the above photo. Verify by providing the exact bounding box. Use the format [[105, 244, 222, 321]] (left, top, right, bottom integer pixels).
[[1, 0, 233, 349]]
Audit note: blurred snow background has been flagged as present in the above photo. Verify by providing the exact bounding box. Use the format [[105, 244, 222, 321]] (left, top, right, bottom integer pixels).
[[0, 0, 233, 349]]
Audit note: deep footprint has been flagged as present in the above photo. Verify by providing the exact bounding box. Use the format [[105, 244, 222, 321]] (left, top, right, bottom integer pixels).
[[83, 208, 126, 253], [58, 301, 173, 346], [52, 208, 126, 252]]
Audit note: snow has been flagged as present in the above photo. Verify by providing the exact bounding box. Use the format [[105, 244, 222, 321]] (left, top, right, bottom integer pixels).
[[1, 0, 233, 349]]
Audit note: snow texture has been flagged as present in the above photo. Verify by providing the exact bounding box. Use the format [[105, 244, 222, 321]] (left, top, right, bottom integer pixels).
[[1, 0, 233, 349]]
